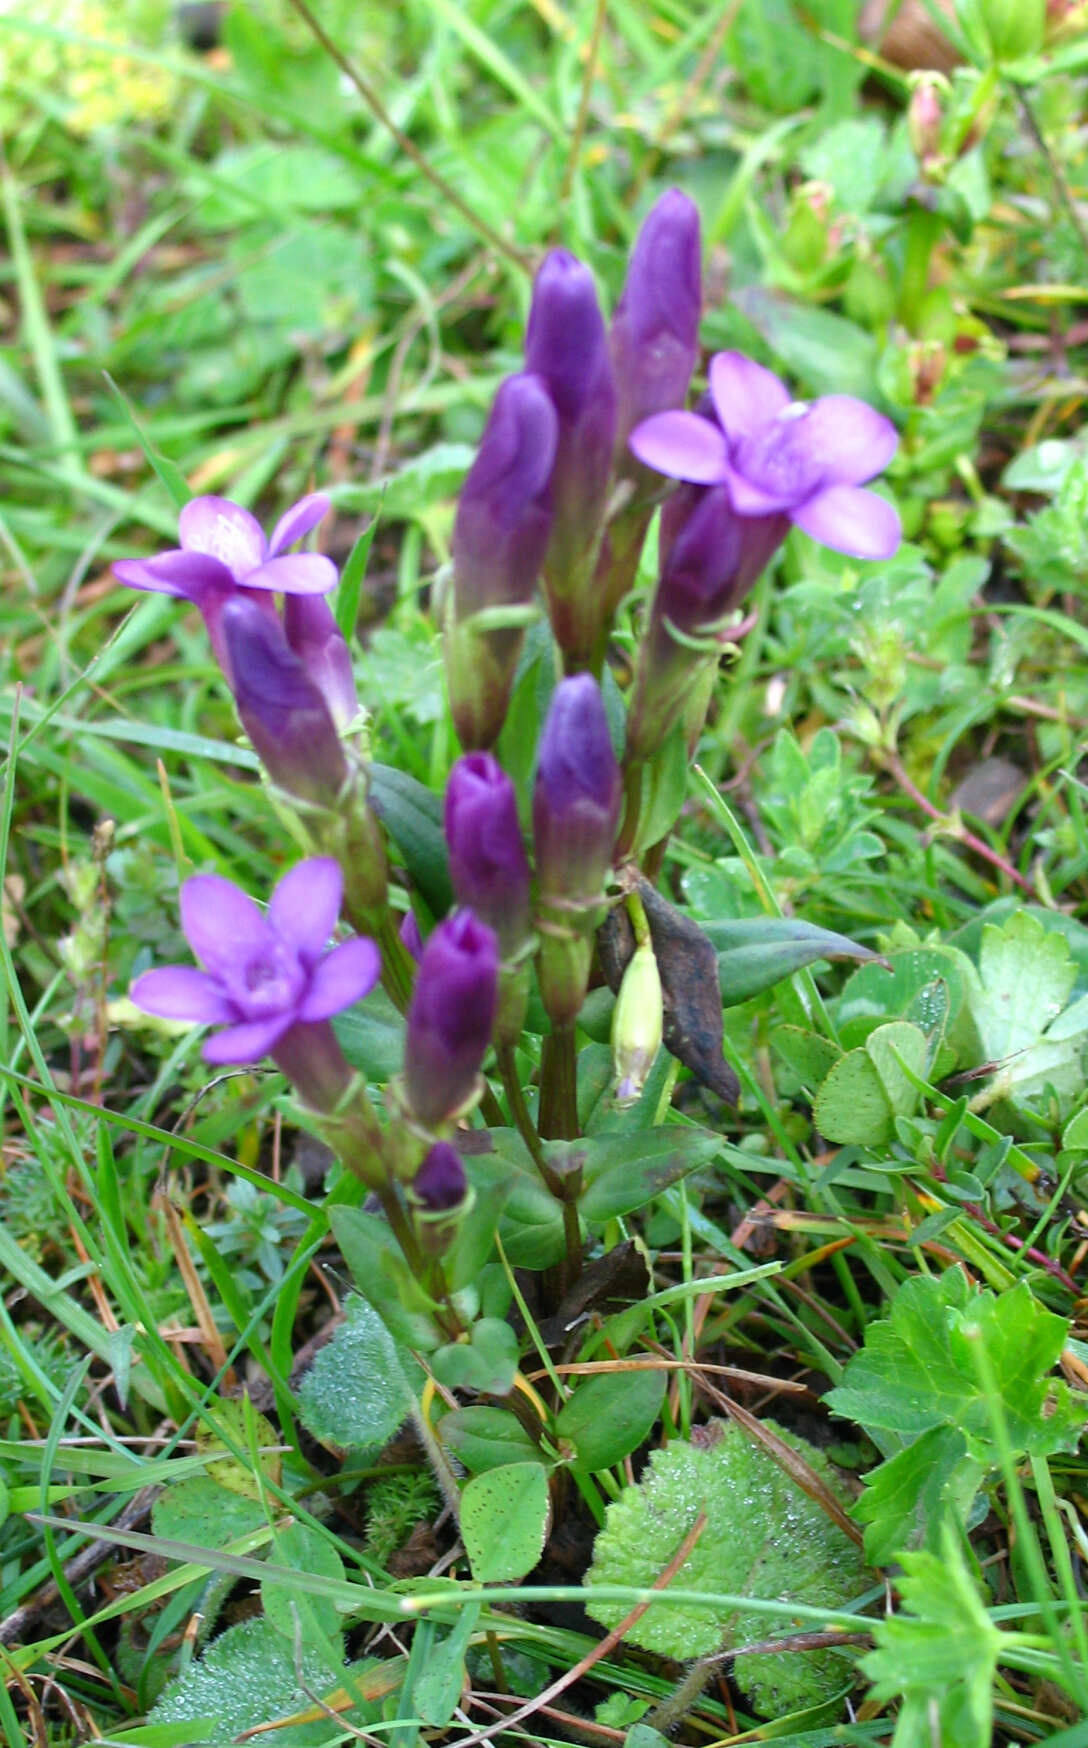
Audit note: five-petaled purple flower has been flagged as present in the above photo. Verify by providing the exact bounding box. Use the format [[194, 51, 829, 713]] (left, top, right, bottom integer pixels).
[[629, 352, 901, 561], [114, 492, 338, 676], [130, 858, 379, 1099]]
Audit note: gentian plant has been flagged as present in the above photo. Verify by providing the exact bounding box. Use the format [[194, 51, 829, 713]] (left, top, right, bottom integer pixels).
[[115, 187, 913, 1712]]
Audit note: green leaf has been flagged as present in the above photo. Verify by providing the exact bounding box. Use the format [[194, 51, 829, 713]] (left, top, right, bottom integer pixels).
[[297, 1294, 422, 1456], [633, 727, 689, 859], [150, 1617, 343, 1745], [770, 1026, 842, 1092], [329, 1207, 443, 1351], [836, 946, 975, 1060], [412, 1602, 481, 1726], [555, 1369, 666, 1472], [151, 1476, 267, 1550], [439, 1406, 547, 1474], [369, 764, 453, 921], [465, 1139, 566, 1269], [431, 1318, 520, 1396], [812, 1022, 926, 1146], [828, 1271, 1080, 1456], [736, 288, 882, 403], [702, 917, 876, 1008], [332, 985, 405, 1081], [586, 1423, 868, 1716], [460, 1462, 550, 1583], [966, 910, 1088, 1107], [342, 442, 475, 519], [336, 514, 380, 640], [862, 1527, 1005, 1748], [262, 1521, 345, 1653], [851, 1426, 983, 1566], [579, 1127, 721, 1224]]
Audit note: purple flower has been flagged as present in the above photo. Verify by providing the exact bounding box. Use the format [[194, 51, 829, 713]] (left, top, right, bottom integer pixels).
[[446, 374, 558, 748], [114, 492, 338, 675], [221, 597, 347, 806], [283, 593, 358, 729], [525, 252, 617, 643], [130, 858, 380, 1108], [399, 909, 424, 961], [412, 1141, 467, 1212], [444, 753, 531, 955], [533, 675, 621, 902], [629, 352, 901, 560], [611, 189, 702, 452], [403, 910, 499, 1127]]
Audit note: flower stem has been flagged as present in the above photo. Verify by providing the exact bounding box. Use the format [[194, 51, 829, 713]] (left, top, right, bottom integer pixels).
[[614, 757, 644, 862], [497, 1042, 563, 1193], [374, 909, 415, 1014], [538, 1023, 578, 1142]]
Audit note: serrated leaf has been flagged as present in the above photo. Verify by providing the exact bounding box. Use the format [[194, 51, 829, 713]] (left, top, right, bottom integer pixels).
[[827, 1272, 1082, 1489], [586, 1423, 868, 1716], [862, 1528, 1005, 1748], [555, 1369, 666, 1472], [579, 1127, 721, 1223], [461, 1462, 550, 1583], [297, 1295, 422, 1456], [851, 1426, 983, 1565], [439, 1406, 546, 1474], [150, 1617, 344, 1745], [967, 910, 1088, 1105]]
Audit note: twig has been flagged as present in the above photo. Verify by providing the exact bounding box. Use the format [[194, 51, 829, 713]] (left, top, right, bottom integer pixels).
[[281, 0, 532, 274], [879, 747, 1035, 894]]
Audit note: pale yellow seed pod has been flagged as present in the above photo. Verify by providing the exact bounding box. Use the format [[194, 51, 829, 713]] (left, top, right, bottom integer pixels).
[[611, 939, 664, 1107]]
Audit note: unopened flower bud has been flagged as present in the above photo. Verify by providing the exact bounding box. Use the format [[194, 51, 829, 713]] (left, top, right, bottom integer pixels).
[[403, 909, 499, 1127], [533, 676, 621, 1026], [446, 373, 557, 749], [399, 910, 424, 960], [283, 593, 358, 728], [611, 189, 702, 454], [444, 753, 531, 955], [221, 597, 347, 807], [611, 938, 663, 1106], [526, 251, 617, 661], [412, 1140, 468, 1211]]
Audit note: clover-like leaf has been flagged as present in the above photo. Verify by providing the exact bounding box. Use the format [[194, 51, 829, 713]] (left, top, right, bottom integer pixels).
[[585, 1422, 868, 1716], [967, 910, 1088, 1107]]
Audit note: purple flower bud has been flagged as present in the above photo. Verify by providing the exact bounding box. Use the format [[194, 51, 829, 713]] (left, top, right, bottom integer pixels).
[[525, 252, 617, 633], [129, 858, 380, 1110], [533, 676, 621, 902], [611, 189, 702, 452], [412, 1140, 467, 1211], [656, 484, 787, 635], [403, 909, 499, 1127], [446, 373, 558, 748], [283, 593, 358, 729], [399, 909, 424, 960], [221, 596, 347, 806], [444, 753, 531, 954], [629, 351, 902, 561]]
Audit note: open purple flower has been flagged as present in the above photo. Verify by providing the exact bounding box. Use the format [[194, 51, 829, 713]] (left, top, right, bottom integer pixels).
[[115, 491, 337, 602], [629, 352, 901, 560], [130, 859, 379, 1105]]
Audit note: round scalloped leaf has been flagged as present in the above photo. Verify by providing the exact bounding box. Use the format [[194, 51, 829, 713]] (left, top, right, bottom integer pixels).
[[585, 1422, 868, 1717]]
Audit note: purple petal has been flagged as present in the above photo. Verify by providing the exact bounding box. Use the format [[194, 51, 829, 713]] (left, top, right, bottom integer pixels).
[[179, 497, 267, 575], [708, 352, 791, 443], [202, 1014, 294, 1065], [720, 459, 796, 516], [113, 551, 234, 599], [791, 485, 902, 560], [269, 858, 342, 966], [179, 875, 272, 979], [803, 396, 899, 487], [130, 965, 236, 1024], [298, 937, 382, 1021], [248, 554, 339, 596], [628, 411, 729, 484], [268, 492, 331, 557]]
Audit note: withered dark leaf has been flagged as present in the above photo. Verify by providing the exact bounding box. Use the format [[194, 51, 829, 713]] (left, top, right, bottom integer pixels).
[[598, 879, 739, 1105]]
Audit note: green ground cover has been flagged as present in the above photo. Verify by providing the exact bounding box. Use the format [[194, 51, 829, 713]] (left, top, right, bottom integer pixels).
[[2, 0, 1088, 1743]]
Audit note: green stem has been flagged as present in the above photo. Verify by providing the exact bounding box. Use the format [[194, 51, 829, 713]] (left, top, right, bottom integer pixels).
[[898, 201, 941, 330], [374, 911, 415, 1014], [615, 757, 644, 861], [538, 1023, 578, 1141], [497, 1043, 560, 1192]]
